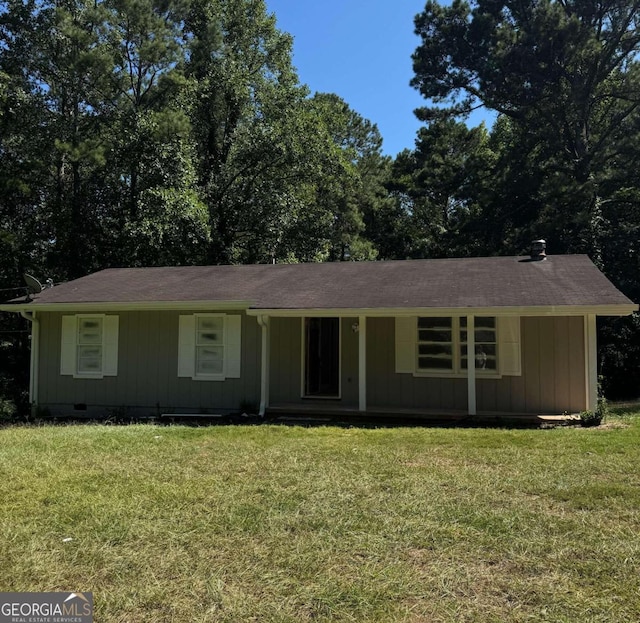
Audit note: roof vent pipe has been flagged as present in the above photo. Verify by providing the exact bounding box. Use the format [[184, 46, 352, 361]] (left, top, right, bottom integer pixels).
[[530, 239, 547, 260]]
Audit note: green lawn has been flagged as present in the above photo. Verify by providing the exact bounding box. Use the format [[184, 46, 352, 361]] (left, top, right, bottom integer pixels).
[[1, 413, 639, 622]]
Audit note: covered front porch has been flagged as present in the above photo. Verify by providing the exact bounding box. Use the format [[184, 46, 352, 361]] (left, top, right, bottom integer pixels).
[[249, 311, 598, 419], [265, 401, 581, 427]]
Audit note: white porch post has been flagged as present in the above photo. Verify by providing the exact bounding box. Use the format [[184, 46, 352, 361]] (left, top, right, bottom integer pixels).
[[258, 315, 270, 416], [20, 311, 39, 411], [31, 312, 39, 408], [584, 314, 598, 412], [467, 315, 477, 416], [358, 315, 367, 412]]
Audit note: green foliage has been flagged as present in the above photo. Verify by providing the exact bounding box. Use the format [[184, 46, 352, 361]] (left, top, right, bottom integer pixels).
[[600, 314, 640, 399], [0, 0, 391, 275], [389, 119, 497, 257], [0, 396, 16, 421], [123, 188, 210, 266], [185, 0, 304, 263], [411, 0, 640, 254], [580, 410, 603, 427], [0, 313, 30, 418], [597, 395, 610, 420]]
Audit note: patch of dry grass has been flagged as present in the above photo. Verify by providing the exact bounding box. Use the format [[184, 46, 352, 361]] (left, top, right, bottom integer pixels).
[[1, 414, 639, 622]]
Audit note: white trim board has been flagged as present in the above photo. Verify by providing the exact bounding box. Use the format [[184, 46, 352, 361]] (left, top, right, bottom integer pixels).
[[2, 303, 636, 316], [0, 300, 251, 313], [245, 305, 637, 318]]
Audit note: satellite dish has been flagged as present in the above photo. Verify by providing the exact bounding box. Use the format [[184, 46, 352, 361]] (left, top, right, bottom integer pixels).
[[23, 273, 43, 295]]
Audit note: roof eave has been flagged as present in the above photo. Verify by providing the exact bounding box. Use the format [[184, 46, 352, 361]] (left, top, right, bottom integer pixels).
[[1, 302, 636, 317], [246, 304, 639, 317], [0, 300, 252, 313]]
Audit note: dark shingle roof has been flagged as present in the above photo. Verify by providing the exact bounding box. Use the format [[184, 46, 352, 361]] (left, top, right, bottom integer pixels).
[[10, 255, 635, 311]]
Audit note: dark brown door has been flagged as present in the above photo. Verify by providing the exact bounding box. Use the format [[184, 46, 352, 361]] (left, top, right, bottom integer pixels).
[[304, 317, 340, 397]]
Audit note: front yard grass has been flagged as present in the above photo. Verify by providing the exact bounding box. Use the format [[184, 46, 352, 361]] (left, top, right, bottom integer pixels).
[[1, 412, 639, 622]]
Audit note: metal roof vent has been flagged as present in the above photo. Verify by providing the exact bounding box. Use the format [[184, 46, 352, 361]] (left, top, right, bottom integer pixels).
[[529, 239, 547, 261]]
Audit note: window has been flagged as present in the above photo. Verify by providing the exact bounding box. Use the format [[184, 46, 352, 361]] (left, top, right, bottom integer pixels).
[[178, 314, 242, 380], [417, 317, 453, 372], [195, 316, 224, 376], [416, 316, 498, 375], [61, 314, 119, 378], [396, 316, 521, 378], [77, 317, 103, 375], [460, 317, 497, 372]]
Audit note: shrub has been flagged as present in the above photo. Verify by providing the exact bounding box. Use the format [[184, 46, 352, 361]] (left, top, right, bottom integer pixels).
[[596, 395, 610, 420], [0, 396, 16, 421], [580, 410, 603, 427]]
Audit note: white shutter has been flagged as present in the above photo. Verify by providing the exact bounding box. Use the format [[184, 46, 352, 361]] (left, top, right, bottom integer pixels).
[[178, 315, 196, 377], [225, 315, 242, 378], [395, 316, 416, 374], [103, 316, 119, 376], [60, 315, 77, 376], [498, 316, 522, 376]]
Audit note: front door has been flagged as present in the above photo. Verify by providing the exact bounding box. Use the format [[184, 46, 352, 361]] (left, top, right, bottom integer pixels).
[[304, 317, 340, 397]]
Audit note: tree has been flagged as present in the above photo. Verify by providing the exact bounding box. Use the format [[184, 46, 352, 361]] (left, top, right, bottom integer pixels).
[[389, 119, 496, 258], [183, 3, 392, 264], [185, 0, 309, 264], [303, 93, 389, 262], [98, 0, 210, 267], [0, 2, 54, 281], [26, 0, 118, 278], [412, 0, 640, 256]]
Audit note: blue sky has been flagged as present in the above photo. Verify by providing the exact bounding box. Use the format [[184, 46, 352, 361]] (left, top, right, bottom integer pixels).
[[264, 1, 496, 157]]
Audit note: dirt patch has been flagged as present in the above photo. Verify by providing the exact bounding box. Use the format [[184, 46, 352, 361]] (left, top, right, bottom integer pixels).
[[598, 421, 630, 430]]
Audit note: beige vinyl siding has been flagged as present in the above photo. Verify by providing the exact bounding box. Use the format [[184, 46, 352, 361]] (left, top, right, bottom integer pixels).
[[480, 316, 585, 414], [341, 318, 359, 405], [269, 317, 359, 407], [368, 317, 467, 411], [368, 316, 586, 414], [36, 310, 586, 416], [37, 310, 260, 414], [269, 317, 301, 405]]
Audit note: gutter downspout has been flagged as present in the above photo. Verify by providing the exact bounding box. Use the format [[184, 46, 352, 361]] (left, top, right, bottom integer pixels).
[[20, 311, 39, 413]]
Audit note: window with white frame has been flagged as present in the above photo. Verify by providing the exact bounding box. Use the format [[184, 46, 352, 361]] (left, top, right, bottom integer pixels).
[[195, 315, 225, 376], [178, 313, 242, 381], [417, 317, 454, 372], [61, 314, 119, 378], [396, 316, 520, 378], [416, 316, 498, 375], [77, 316, 103, 375], [460, 317, 497, 372]]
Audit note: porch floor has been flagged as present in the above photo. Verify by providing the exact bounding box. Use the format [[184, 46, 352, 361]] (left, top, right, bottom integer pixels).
[[266, 403, 580, 427]]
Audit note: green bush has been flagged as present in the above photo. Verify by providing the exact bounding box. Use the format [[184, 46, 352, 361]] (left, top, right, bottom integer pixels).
[[580, 409, 603, 427], [0, 396, 16, 421], [597, 395, 610, 420]]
